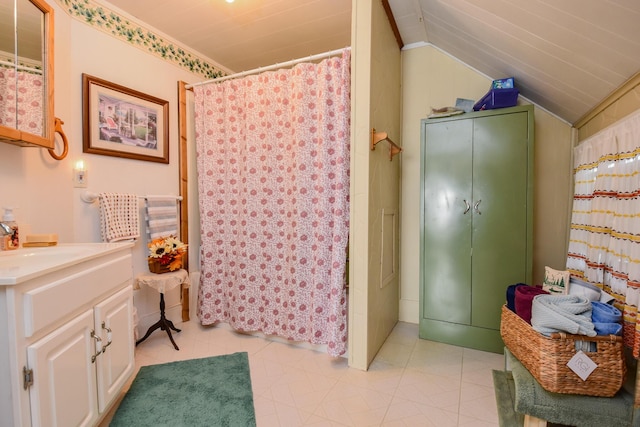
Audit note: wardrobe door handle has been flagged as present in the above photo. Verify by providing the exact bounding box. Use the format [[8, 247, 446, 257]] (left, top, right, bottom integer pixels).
[[463, 199, 470, 214], [474, 200, 482, 215]]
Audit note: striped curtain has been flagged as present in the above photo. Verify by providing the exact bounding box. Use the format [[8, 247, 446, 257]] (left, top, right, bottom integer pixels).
[[567, 112, 640, 357]]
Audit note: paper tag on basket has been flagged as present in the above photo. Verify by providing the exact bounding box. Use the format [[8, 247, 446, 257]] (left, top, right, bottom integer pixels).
[[567, 350, 598, 381]]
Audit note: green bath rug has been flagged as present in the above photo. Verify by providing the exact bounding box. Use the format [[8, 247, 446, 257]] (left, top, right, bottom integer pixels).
[[110, 352, 256, 427]]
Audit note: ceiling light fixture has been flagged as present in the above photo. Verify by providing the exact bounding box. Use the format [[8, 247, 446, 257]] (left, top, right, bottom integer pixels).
[[225, 0, 234, 3]]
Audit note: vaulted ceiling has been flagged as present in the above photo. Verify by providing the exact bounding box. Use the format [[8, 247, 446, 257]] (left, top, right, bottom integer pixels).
[[104, 0, 640, 125], [390, 0, 640, 124]]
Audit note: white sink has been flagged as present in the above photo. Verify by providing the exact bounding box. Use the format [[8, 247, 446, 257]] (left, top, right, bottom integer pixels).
[[0, 242, 134, 285]]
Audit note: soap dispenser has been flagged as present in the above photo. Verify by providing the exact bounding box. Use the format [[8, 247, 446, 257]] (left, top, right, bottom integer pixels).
[[1, 207, 19, 250]]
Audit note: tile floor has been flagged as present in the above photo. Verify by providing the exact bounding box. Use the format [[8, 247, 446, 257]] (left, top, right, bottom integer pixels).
[[104, 320, 505, 426]]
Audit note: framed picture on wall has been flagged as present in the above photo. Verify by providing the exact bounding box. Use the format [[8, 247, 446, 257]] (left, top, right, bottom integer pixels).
[[82, 73, 169, 163]]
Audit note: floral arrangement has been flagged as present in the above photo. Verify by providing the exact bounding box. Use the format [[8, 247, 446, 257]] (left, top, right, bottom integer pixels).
[[148, 235, 187, 272]]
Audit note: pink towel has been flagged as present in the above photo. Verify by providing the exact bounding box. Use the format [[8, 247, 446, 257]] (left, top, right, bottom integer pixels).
[[99, 192, 140, 242], [515, 285, 548, 324]]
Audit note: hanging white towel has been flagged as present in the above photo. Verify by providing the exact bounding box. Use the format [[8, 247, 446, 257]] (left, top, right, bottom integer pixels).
[[99, 192, 140, 242], [145, 196, 179, 240]]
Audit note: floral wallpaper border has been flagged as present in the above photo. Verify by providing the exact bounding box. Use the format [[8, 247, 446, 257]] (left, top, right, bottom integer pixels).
[[0, 51, 42, 73], [54, 0, 227, 80]]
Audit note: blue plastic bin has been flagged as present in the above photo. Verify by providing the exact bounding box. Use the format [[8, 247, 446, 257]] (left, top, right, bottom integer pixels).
[[473, 88, 519, 111]]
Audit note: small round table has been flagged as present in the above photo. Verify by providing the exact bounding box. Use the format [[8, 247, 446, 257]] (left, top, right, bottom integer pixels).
[[134, 269, 190, 350]]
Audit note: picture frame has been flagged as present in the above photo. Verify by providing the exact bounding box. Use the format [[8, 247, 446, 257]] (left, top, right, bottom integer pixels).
[[82, 73, 169, 163]]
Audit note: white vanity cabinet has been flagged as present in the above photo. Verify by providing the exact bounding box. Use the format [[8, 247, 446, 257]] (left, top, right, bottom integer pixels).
[[0, 243, 135, 427]]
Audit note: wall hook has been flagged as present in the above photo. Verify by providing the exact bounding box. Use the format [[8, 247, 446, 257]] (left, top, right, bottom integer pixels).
[[371, 128, 402, 161]]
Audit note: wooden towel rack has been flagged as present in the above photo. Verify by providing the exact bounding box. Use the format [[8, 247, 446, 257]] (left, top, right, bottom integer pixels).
[[371, 128, 402, 161]]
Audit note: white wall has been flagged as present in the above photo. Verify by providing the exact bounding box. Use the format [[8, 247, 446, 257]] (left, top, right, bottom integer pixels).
[[348, 0, 402, 370], [0, 1, 208, 332]]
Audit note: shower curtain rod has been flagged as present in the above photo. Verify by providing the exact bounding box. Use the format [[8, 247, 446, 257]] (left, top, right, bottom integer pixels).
[[185, 46, 350, 89]]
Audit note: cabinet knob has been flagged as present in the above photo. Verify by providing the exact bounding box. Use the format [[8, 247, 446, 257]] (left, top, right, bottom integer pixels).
[[463, 199, 470, 214]]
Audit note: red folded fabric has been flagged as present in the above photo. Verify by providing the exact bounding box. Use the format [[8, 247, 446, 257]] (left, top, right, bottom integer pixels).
[[515, 285, 549, 324]]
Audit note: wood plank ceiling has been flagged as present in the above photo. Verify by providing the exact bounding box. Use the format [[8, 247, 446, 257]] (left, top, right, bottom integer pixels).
[[104, 0, 640, 125]]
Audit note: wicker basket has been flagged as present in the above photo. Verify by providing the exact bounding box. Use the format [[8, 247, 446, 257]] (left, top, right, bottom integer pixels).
[[500, 305, 626, 397], [148, 258, 172, 274]]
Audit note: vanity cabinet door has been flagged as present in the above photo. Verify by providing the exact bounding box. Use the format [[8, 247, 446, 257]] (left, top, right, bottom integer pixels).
[[26, 309, 99, 427], [94, 286, 135, 413]]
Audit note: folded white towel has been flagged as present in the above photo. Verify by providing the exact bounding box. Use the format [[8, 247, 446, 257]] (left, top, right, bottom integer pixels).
[[531, 294, 596, 337], [99, 192, 140, 242], [145, 196, 179, 240]]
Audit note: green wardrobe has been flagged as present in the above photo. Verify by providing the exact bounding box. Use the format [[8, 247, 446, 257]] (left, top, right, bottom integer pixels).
[[419, 105, 534, 353]]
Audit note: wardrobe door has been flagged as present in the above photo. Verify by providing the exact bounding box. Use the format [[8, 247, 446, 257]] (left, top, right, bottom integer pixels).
[[471, 111, 530, 330], [422, 119, 473, 324]]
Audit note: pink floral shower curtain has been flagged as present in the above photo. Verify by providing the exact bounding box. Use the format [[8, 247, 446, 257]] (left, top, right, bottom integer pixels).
[[0, 68, 43, 134], [193, 50, 350, 356]]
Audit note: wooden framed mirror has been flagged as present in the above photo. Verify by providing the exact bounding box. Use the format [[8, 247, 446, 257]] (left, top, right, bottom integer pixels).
[[0, 0, 54, 148]]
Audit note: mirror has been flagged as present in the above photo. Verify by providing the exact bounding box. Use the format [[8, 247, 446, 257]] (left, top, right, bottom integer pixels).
[[0, 0, 54, 149]]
